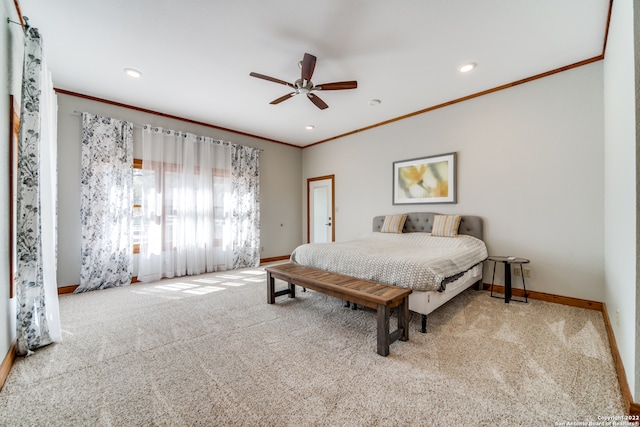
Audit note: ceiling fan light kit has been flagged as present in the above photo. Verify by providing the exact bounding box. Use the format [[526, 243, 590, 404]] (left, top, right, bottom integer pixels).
[[250, 53, 357, 110]]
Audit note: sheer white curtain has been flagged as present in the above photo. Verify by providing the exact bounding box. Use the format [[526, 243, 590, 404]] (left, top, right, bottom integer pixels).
[[15, 27, 61, 355], [39, 48, 61, 343], [137, 126, 234, 282]]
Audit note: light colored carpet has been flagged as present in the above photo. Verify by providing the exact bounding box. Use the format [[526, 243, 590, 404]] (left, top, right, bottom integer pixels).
[[0, 264, 625, 426]]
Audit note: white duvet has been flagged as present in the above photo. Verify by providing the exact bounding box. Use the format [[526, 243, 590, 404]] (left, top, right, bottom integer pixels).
[[290, 232, 488, 292]]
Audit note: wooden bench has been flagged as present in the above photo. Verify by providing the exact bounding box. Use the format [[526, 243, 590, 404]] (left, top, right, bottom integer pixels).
[[265, 263, 412, 356]]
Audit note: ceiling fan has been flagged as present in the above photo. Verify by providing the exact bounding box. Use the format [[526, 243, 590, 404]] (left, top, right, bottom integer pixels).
[[250, 53, 357, 110]]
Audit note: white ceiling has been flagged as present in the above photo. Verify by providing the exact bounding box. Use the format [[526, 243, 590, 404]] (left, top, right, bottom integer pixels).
[[18, 0, 610, 147]]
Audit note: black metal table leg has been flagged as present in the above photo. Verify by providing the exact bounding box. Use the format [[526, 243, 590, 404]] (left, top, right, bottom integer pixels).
[[504, 261, 512, 303]]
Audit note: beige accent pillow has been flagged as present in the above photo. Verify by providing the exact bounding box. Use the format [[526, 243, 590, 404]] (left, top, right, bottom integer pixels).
[[431, 215, 462, 237], [380, 214, 407, 233]]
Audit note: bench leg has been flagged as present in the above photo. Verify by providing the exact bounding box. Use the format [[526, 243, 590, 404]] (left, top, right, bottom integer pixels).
[[288, 281, 296, 298], [421, 315, 427, 333], [398, 298, 409, 342], [377, 304, 390, 357], [267, 271, 275, 304], [267, 272, 295, 303]]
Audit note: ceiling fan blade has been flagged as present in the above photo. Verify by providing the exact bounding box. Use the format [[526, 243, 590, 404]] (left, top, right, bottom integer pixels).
[[301, 53, 316, 82], [307, 93, 328, 110], [315, 81, 358, 91], [270, 92, 296, 105], [250, 72, 294, 88]]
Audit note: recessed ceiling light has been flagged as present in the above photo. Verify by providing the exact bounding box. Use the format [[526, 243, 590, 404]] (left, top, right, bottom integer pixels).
[[459, 62, 476, 73], [124, 68, 142, 78], [369, 99, 381, 106], [305, 125, 314, 130]]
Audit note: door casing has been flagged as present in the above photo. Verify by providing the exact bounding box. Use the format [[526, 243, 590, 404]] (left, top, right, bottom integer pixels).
[[307, 175, 335, 243]]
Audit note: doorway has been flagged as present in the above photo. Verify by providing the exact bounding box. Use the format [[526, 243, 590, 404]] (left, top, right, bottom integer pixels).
[[307, 175, 335, 243]]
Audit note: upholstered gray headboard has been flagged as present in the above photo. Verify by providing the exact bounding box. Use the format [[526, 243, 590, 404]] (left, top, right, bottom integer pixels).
[[372, 212, 484, 241]]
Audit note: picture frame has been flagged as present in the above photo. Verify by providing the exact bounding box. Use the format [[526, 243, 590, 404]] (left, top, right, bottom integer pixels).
[[392, 152, 457, 205], [9, 95, 19, 298]]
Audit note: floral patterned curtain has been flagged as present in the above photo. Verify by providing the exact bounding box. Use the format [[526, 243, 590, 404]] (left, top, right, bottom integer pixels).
[[76, 113, 133, 293], [231, 145, 261, 268], [15, 27, 61, 356]]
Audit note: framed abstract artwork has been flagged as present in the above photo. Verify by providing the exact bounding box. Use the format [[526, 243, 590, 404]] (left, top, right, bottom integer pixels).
[[392, 152, 457, 205]]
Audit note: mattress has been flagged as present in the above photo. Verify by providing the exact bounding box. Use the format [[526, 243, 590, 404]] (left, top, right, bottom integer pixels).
[[290, 232, 488, 292]]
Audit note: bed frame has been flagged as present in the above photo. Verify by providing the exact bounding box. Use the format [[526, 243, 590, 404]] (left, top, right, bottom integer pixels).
[[372, 212, 485, 332]]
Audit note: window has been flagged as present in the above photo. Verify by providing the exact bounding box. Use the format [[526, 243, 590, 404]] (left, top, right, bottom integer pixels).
[[132, 159, 149, 254], [132, 158, 232, 255]]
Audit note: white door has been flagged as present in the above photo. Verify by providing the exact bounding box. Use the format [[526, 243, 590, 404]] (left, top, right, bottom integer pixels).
[[308, 176, 334, 243]]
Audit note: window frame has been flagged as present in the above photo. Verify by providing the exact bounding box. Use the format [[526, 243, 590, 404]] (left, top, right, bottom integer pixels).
[[132, 158, 143, 254]]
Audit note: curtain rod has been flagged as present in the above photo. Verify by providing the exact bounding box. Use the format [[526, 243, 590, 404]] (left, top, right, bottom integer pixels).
[[70, 110, 263, 151], [72, 110, 143, 129], [7, 15, 29, 31]]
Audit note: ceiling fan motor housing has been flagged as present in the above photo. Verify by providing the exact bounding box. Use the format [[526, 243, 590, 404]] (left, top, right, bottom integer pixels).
[[295, 79, 313, 94]]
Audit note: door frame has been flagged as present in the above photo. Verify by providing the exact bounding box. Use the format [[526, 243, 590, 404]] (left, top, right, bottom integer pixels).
[[307, 175, 335, 243]]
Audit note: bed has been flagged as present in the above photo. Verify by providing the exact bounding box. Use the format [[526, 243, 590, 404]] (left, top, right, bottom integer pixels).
[[290, 212, 488, 332]]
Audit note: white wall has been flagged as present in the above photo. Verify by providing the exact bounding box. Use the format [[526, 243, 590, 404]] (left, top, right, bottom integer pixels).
[[303, 61, 605, 302], [603, 0, 637, 402], [56, 93, 303, 287], [1, 0, 24, 365]]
